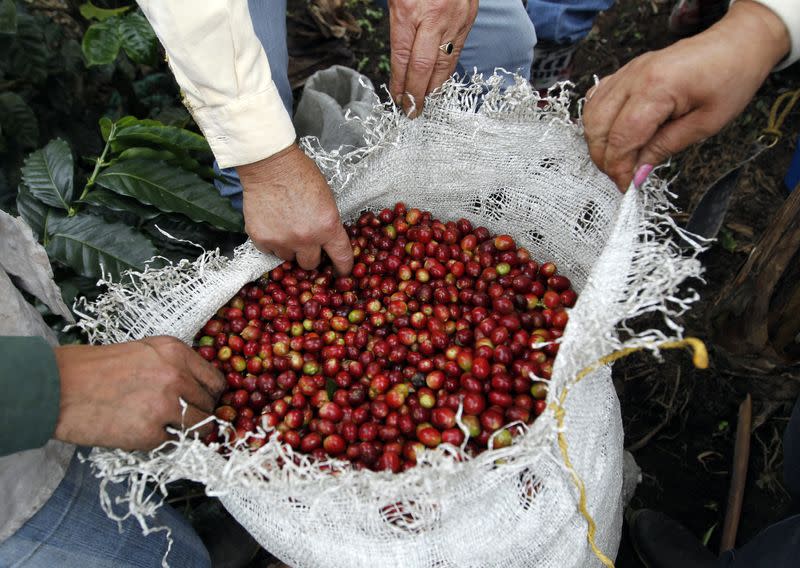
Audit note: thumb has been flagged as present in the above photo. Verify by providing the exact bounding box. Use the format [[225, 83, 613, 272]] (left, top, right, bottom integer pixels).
[[636, 110, 711, 170]]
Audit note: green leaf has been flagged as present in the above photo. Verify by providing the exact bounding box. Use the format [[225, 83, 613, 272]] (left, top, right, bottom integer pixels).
[[143, 215, 233, 251], [326, 378, 337, 402], [96, 159, 243, 231], [16, 183, 53, 240], [142, 216, 219, 262], [0, 0, 17, 35], [82, 20, 121, 66], [113, 121, 211, 154], [99, 116, 113, 142], [119, 12, 156, 64], [3, 15, 47, 83], [719, 227, 737, 253], [0, 92, 38, 149], [116, 146, 178, 163], [21, 139, 75, 210], [79, 1, 130, 21], [58, 275, 100, 310], [701, 523, 717, 547], [79, 188, 160, 221], [115, 146, 209, 177], [45, 213, 156, 279]]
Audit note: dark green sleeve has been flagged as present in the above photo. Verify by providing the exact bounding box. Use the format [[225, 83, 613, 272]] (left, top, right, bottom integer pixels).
[[0, 336, 60, 456]]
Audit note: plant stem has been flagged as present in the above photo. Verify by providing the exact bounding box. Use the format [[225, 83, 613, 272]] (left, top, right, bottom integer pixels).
[[77, 122, 116, 204]]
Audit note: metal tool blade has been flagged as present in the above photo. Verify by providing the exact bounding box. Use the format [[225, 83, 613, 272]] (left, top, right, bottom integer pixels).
[[685, 144, 768, 239]]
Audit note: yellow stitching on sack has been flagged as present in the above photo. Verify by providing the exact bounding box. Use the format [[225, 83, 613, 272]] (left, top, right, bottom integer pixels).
[[551, 338, 708, 568]]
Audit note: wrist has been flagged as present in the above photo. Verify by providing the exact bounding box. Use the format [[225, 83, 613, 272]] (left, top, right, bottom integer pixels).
[[236, 144, 299, 190], [723, 1, 791, 69]]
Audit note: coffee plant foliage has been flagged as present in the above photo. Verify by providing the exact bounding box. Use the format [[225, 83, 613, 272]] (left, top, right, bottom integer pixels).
[[0, 1, 244, 335]]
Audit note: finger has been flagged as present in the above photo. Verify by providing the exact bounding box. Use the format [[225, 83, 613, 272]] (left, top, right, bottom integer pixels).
[[602, 95, 676, 190], [637, 110, 713, 171], [167, 402, 214, 437], [323, 223, 355, 276], [252, 240, 293, 263], [425, 34, 463, 96], [184, 349, 226, 401], [178, 374, 218, 414], [264, 244, 295, 264], [403, 22, 441, 117], [586, 81, 600, 101], [582, 75, 630, 178], [247, 228, 293, 261], [296, 245, 322, 271], [389, 8, 415, 102]]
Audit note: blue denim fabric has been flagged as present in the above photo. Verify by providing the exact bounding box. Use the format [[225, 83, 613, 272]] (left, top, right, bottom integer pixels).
[[786, 134, 800, 192], [374, 0, 537, 80], [216, 0, 538, 207], [717, 397, 800, 566], [214, 0, 294, 208], [717, 514, 800, 567], [0, 450, 210, 568], [457, 0, 537, 81], [526, 0, 615, 44]]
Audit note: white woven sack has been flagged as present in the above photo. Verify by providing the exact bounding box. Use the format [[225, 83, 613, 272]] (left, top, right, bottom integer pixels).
[[77, 74, 704, 568]]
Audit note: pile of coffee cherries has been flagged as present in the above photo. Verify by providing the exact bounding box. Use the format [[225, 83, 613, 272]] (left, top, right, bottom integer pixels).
[[194, 203, 577, 472]]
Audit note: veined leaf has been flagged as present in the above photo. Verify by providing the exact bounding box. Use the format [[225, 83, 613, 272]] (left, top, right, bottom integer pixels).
[[96, 159, 242, 231], [0, 0, 16, 35], [21, 139, 74, 210], [82, 19, 120, 66], [113, 119, 210, 154], [79, 1, 130, 21], [45, 213, 156, 280], [16, 183, 52, 240], [79, 188, 161, 221], [119, 12, 156, 64], [115, 146, 208, 177], [3, 15, 47, 84], [0, 92, 38, 149], [99, 116, 113, 142], [144, 214, 234, 251], [116, 146, 177, 163], [58, 275, 102, 309]]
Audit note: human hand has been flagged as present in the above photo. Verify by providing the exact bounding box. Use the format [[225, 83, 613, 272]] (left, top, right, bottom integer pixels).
[[388, 0, 479, 116], [236, 144, 353, 275], [53, 336, 225, 451], [583, 0, 791, 190]]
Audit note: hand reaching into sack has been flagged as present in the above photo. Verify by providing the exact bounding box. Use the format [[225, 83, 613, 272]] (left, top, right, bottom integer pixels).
[[53, 337, 226, 451], [582, 0, 791, 191], [237, 144, 354, 276], [388, 0, 479, 116]]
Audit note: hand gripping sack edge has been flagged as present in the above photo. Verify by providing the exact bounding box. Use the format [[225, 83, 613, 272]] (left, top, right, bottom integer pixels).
[[75, 74, 705, 568]]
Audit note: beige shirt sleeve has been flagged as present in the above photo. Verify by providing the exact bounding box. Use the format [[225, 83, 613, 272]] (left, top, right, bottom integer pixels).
[[136, 0, 296, 168]]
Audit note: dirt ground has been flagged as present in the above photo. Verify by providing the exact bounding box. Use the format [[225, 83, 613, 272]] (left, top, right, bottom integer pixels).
[[570, 2, 800, 565], [257, 1, 800, 565]]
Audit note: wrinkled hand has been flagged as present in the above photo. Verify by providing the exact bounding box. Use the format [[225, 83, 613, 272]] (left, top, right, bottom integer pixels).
[[237, 144, 353, 275], [583, 0, 790, 190], [389, 0, 478, 116], [53, 337, 225, 451]]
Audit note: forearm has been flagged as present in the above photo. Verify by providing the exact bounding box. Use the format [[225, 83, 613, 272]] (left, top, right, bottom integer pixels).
[[726, 1, 793, 69], [0, 337, 60, 456], [741, 0, 800, 69], [135, 0, 296, 167]]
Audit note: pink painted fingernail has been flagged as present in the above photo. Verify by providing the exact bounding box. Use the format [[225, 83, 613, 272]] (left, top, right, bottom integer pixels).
[[633, 164, 654, 188]]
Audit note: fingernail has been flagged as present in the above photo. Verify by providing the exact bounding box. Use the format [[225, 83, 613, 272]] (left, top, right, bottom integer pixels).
[[633, 164, 654, 189]]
